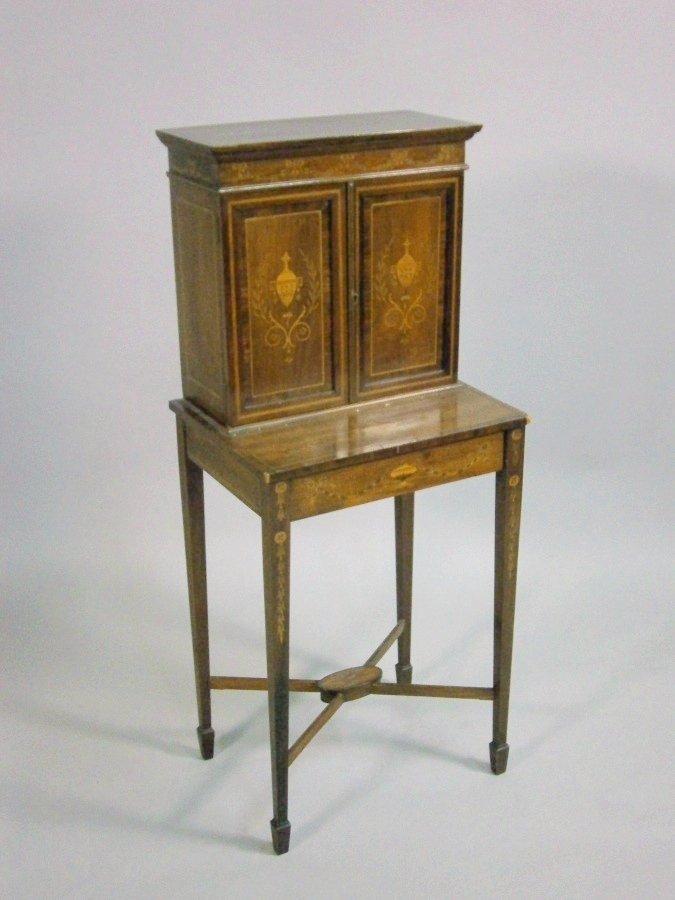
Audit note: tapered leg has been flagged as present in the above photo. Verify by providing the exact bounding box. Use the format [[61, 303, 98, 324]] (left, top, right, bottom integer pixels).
[[395, 493, 414, 684], [176, 420, 213, 760], [262, 482, 291, 854], [491, 426, 525, 774]]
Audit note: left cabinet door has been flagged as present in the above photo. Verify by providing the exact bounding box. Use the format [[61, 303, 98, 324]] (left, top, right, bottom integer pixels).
[[226, 186, 348, 424]]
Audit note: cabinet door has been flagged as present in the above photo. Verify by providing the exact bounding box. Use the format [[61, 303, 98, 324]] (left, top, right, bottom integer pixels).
[[226, 186, 347, 424], [353, 174, 462, 399]]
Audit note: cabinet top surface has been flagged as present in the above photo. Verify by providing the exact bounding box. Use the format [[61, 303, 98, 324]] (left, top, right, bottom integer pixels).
[[156, 110, 481, 154], [171, 383, 526, 479]]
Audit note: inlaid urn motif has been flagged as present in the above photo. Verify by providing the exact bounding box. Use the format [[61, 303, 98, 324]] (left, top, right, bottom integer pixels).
[[393, 238, 418, 289], [273, 252, 302, 308], [250, 251, 321, 363], [375, 237, 427, 339]]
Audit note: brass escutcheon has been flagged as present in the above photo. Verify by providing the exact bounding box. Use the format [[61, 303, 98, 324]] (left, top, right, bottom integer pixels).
[[390, 463, 418, 480]]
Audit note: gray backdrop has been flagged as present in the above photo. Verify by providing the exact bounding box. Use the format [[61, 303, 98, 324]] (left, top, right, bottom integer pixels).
[[3, 2, 673, 897]]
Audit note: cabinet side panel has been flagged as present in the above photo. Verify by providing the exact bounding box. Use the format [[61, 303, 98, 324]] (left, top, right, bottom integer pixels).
[[170, 178, 228, 419]]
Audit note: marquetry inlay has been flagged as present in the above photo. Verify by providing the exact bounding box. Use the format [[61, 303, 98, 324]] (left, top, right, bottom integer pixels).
[[375, 237, 426, 339], [248, 250, 321, 363]]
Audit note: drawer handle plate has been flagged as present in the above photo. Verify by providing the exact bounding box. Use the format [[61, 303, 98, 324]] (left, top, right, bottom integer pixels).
[[389, 463, 418, 480]]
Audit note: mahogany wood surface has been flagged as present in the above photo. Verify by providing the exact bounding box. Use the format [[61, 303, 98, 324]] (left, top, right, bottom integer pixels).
[[159, 111, 482, 426], [261, 482, 291, 854], [226, 184, 348, 421], [157, 110, 481, 159], [176, 420, 213, 760], [287, 694, 344, 767], [363, 618, 407, 667], [208, 676, 494, 702], [354, 173, 461, 397], [216, 144, 466, 187], [395, 493, 414, 684], [318, 665, 383, 702], [161, 111, 528, 855], [170, 382, 526, 480], [491, 426, 526, 774], [288, 432, 503, 519]]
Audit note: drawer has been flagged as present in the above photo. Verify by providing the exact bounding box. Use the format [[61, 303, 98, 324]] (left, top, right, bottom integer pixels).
[[288, 431, 503, 519]]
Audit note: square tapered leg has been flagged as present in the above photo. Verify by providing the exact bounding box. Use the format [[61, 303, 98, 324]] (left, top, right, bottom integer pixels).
[[395, 493, 414, 685], [491, 426, 525, 773], [176, 420, 213, 760], [262, 482, 292, 854]]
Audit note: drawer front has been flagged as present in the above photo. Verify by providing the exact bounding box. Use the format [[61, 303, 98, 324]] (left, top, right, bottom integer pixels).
[[288, 432, 503, 519], [226, 186, 348, 424]]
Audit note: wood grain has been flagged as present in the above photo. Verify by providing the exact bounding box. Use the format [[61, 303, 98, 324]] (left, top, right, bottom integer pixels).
[[288, 432, 503, 519], [169, 177, 228, 421], [354, 174, 461, 397], [176, 419, 213, 759], [395, 493, 414, 684], [318, 665, 383, 700], [218, 145, 465, 186], [226, 185, 348, 423], [222, 383, 527, 480], [179, 411, 262, 513], [261, 484, 291, 853], [161, 112, 530, 855], [159, 111, 481, 426], [157, 110, 481, 164], [491, 426, 525, 774]]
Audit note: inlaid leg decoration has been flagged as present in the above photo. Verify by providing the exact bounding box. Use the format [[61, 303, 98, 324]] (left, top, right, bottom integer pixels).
[[263, 482, 292, 855], [176, 420, 214, 760], [491, 426, 525, 774], [395, 493, 414, 685]]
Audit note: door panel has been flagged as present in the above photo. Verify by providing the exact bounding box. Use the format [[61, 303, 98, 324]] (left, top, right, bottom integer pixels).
[[226, 187, 347, 423], [354, 174, 461, 398]]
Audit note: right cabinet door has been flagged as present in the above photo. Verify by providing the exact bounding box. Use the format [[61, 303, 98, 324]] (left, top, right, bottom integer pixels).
[[353, 173, 462, 399]]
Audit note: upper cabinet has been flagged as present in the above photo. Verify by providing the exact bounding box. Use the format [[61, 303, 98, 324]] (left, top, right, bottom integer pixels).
[[158, 111, 481, 426]]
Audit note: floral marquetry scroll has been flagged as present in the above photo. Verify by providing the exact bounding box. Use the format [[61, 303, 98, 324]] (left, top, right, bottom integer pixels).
[[228, 187, 348, 422]]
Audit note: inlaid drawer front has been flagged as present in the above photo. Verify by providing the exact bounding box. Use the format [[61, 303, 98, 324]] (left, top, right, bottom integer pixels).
[[289, 432, 503, 519], [227, 186, 347, 423]]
